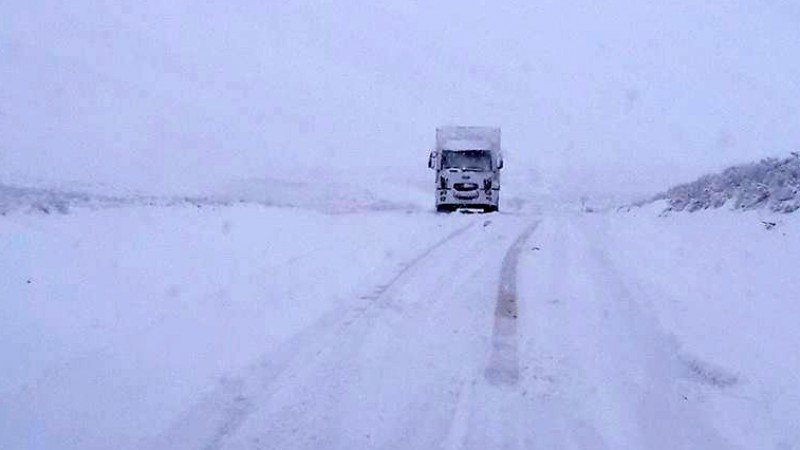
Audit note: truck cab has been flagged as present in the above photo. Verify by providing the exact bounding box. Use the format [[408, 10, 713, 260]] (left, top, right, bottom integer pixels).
[[428, 126, 503, 213]]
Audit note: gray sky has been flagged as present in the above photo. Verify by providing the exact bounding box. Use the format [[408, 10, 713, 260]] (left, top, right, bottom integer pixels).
[[2, 0, 799, 196]]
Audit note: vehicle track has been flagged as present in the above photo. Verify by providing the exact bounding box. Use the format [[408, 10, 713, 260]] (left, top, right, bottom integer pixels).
[[486, 222, 539, 386], [518, 215, 735, 449], [445, 221, 538, 450], [143, 219, 480, 450], [579, 219, 734, 450], [144, 214, 544, 450], [229, 218, 536, 450]]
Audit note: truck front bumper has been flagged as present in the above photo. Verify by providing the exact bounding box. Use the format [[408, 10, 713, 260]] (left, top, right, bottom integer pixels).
[[436, 188, 499, 209]]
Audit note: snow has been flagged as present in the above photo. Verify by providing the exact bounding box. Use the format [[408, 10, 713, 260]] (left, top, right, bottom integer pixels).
[[521, 205, 800, 448], [0, 202, 474, 449], [436, 127, 501, 153], [656, 154, 800, 213], [2, 195, 799, 448], [440, 140, 491, 152], [3, 0, 800, 447]]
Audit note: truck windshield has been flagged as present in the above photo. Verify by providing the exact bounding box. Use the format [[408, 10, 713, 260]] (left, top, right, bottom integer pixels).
[[441, 150, 492, 171]]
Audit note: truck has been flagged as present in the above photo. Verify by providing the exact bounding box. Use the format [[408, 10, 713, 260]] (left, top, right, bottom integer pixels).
[[427, 126, 504, 213]]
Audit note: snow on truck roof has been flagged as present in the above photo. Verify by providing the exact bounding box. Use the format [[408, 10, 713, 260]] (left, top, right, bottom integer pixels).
[[441, 139, 490, 151], [436, 126, 500, 152]]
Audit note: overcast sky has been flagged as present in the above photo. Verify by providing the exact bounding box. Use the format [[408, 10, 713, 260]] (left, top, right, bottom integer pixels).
[[2, 0, 799, 196]]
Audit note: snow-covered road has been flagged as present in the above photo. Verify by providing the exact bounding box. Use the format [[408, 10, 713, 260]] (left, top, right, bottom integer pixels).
[[147, 215, 541, 450], [522, 215, 735, 449], [2, 201, 799, 449]]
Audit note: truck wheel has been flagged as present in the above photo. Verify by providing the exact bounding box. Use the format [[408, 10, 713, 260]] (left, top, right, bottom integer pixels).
[[483, 205, 498, 213], [436, 205, 454, 213]]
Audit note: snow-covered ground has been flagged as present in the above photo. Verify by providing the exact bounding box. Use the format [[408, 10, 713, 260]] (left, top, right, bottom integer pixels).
[[2, 192, 798, 449], [521, 204, 800, 449], [0, 198, 466, 449]]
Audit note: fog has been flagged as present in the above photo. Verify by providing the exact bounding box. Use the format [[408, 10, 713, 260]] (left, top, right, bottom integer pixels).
[[3, 0, 799, 198]]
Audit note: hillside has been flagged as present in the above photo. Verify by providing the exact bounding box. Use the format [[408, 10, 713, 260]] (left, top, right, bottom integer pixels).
[[658, 154, 800, 213]]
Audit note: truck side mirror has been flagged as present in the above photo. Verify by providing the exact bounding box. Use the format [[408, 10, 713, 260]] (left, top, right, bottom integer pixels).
[[428, 151, 437, 169], [498, 157, 504, 169]]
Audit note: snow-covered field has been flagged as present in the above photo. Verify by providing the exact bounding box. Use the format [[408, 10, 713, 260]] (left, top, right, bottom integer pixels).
[[2, 195, 798, 449]]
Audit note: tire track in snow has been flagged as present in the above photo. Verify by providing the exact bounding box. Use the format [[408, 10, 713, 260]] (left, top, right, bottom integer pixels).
[[577, 218, 735, 449], [362, 219, 479, 302], [229, 216, 510, 450], [448, 220, 539, 450], [143, 219, 479, 450], [485, 221, 539, 386]]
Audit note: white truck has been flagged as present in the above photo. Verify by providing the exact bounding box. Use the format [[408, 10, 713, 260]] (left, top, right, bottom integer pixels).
[[428, 126, 504, 212]]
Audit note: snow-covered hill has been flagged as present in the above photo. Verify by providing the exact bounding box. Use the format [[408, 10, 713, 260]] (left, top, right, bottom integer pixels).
[[657, 154, 800, 213]]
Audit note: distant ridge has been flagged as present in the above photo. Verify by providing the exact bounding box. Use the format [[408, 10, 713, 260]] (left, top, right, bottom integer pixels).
[[0, 183, 125, 215], [0, 176, 421, 216]]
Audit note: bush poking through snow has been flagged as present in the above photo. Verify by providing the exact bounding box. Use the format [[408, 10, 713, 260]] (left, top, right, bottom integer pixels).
[[660, 154, 800, 213]]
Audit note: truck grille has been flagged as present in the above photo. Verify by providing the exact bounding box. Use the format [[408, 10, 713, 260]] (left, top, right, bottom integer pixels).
[[453, 183, 479, 191]]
